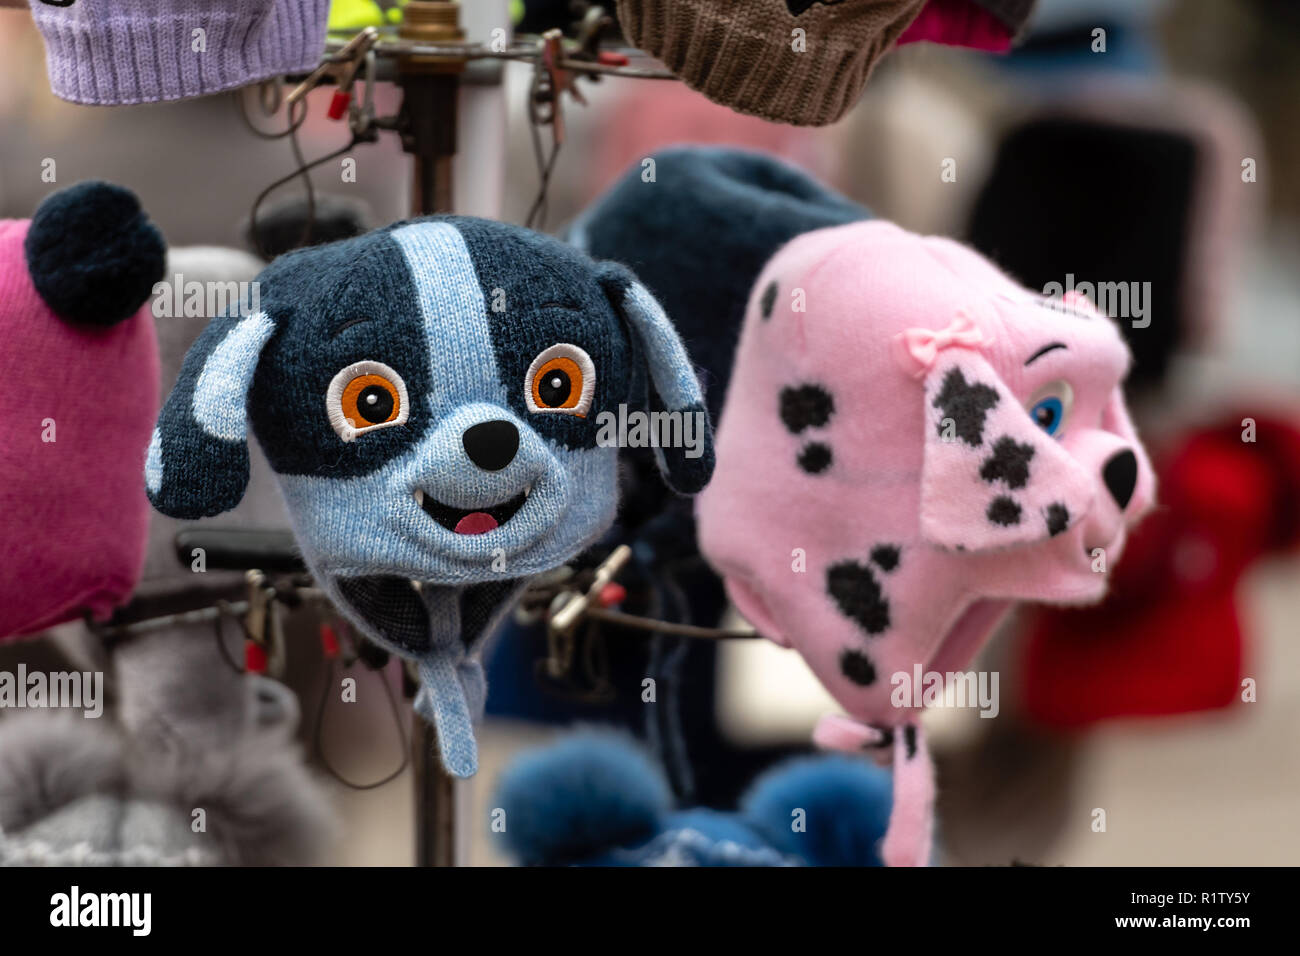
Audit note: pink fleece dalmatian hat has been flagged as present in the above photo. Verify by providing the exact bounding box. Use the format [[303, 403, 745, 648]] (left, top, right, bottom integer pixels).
[[696, 220, 1154, 866]]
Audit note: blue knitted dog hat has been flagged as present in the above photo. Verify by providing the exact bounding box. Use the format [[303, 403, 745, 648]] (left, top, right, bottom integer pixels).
[[146, 217, 714, 776]]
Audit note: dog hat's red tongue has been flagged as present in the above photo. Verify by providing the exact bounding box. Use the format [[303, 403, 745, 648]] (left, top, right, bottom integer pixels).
[[454, 512, 498, 535]]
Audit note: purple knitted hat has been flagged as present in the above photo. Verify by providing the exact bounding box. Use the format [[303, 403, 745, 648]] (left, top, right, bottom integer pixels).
[[29, 0, 330, 106]]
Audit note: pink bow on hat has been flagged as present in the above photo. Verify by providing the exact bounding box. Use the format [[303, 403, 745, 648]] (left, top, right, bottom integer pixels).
[[892, 314, 990, 379]]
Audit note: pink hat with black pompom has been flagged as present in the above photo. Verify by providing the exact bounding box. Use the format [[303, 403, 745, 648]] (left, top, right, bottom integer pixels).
[[0, 182, 164, 640]]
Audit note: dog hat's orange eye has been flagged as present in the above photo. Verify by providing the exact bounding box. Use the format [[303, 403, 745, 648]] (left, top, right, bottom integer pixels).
[[342, 373, 401, 426], [326, 360, 410, 442], [532, 356, 583, 410], [524, 344, 596, 417]]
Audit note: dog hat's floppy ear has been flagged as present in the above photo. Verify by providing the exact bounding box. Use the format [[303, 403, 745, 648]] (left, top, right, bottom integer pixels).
[[146, 309, 276, 519], [595, 262, 714, 494], [905, 324, 1095, 551]]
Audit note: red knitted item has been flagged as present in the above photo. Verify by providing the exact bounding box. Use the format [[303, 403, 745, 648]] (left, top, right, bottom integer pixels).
[[1022, 414, 1300, 726]]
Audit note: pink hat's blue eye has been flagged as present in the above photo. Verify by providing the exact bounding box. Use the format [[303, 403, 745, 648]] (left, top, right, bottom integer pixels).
[[1031, 396, 1064, 435], [1025, 380, 1073, 438]]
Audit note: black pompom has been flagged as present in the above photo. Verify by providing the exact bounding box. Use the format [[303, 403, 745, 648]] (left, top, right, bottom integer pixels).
[[24, 181, 166, 327]]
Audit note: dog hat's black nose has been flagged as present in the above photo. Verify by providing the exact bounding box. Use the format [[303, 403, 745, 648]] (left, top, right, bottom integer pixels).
[[1103, 449, 1138, 510], [463, 420, 519, 471]]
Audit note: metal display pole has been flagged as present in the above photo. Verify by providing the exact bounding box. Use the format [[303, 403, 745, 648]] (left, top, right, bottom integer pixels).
[[398, 0, 466, 869]]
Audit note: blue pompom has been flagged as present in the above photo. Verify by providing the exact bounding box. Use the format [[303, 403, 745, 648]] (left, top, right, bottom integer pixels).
[[493, 730, 671, 865], [24, 181, 166, 326], [740, 755, 894, 867]]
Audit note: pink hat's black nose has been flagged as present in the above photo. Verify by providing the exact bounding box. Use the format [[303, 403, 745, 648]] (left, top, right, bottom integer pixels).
[[463, 420, 519, 471], [1103, 449, 1138, 510]]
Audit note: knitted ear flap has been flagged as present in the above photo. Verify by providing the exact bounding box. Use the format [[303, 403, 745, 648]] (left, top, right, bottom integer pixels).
[[594, 262, 715, 494], [916, 347, 1094, 551], [146, 310, 276, 519], [324, 575, 525, 779]]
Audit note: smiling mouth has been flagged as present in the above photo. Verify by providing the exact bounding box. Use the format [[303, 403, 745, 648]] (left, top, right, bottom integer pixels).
[[414, 486, 530, 535]]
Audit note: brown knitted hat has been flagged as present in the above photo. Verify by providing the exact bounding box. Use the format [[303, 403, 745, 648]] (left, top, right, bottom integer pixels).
[[618, 0, 928, 127]]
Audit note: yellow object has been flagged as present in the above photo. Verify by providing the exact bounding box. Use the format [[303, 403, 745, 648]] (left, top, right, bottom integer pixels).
[[328, 0, 389, 31], [329, 0, 385, 30]]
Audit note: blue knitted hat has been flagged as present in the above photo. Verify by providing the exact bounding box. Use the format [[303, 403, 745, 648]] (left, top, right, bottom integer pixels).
[[146, 216, 714, 776]]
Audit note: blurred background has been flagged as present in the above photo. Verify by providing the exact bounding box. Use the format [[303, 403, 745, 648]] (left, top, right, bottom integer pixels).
[[1, 0, 1298, 866]]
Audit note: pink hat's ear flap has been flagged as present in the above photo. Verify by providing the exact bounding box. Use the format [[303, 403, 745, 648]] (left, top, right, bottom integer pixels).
[[918, 349, 1095, 552]]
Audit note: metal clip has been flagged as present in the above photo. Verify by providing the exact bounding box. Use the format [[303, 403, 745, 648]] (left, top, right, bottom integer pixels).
[[348, 48, 379, 138], [244, 569, 271, 648], [573, 5, 609, 60], [287, 26, 379, 107], [568, 4, 627, 74], [529, 28, 586, 145], [537, 551, 623, 704], [548, 545, 632, 640], [241, 569, 290, 677], [264, 592, 288, 679]]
